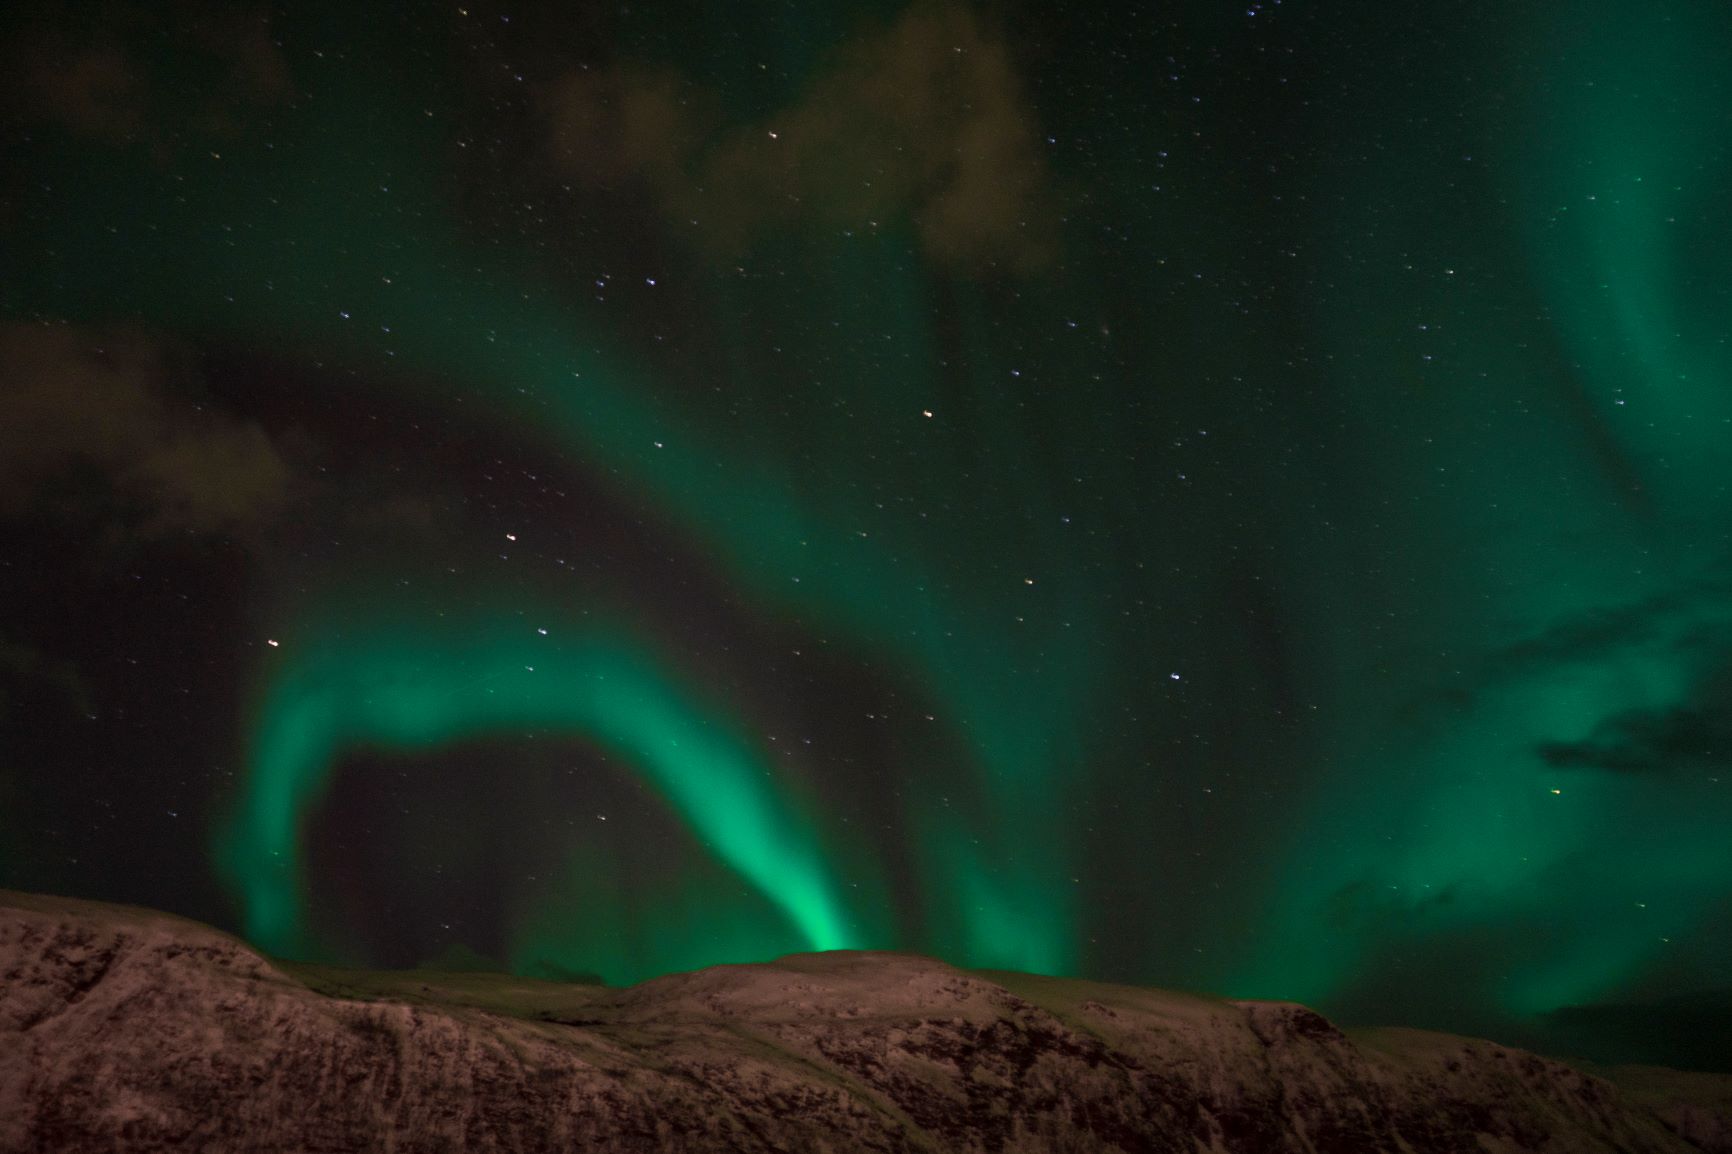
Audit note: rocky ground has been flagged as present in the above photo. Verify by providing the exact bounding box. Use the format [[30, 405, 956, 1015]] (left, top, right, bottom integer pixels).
[[2, 889, 1728, 1152]]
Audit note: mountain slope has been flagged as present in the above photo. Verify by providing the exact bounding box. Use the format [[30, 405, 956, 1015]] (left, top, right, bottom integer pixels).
[[1, 889, 1726, 1153]]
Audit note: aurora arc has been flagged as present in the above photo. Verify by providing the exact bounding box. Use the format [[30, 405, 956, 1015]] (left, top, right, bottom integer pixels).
[[218, 611, 869, 965], [8, 42, 1088, 973]]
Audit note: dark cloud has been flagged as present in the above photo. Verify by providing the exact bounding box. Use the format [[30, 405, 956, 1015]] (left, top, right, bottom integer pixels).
[[0, 635, 92, 722], [342, 493, 453, 542], [1486, 582, 1732, 676], [1537, 989, 1732, 1072], [1516, 604, 1732, 776], [1536, 705, 1732, 775], [1321, 876, 1470, 933], [1512, 604, 1732, 775], [1494, 604, 1667, 672], [15, 41, 146, 143], [541, 65, 703, 194], [6, 5, 291, 150], [1450, 581, 1732, 709], [0, 321, 289, 536], [542, 4, 1056, 273]]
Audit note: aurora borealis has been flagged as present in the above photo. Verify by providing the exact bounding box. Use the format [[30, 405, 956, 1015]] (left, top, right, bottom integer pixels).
[[2, 0, 1730, 1072]]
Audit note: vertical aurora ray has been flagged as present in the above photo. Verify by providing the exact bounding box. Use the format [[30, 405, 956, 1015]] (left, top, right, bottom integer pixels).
[[1217, 0, 1732, 1030], [217, 606, 878, 969]]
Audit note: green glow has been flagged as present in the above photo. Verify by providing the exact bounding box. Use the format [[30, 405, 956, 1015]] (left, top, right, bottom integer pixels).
[[7, 45, 1088, 975], [506, 831, 830, 985], [1217, 0, 1732, 1026], [4, 0, 1730, 1062], [1517, 0, 1732, 502], [216, 605, 873, 972]]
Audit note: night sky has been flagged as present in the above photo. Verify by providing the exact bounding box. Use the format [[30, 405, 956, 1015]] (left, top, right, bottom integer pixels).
[[3, 0, 1730, 1071]]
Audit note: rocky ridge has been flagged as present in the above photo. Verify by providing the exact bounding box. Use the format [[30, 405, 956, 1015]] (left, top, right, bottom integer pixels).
[[2, 889, 1728, 1152]]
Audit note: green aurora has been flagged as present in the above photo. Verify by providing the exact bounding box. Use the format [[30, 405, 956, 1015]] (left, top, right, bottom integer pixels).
[[1, 0, 1729, 1066]]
